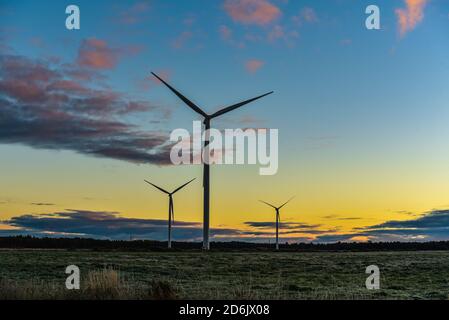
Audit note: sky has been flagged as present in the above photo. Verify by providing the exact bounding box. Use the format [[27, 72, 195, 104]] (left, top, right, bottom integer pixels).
[[1, 0, 449, 243]]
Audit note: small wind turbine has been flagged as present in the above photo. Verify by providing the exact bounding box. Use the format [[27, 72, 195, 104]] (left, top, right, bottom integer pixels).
[[259, 197, 294, 250], [144, 178, 195, 249], [152, 72, 273, 250]]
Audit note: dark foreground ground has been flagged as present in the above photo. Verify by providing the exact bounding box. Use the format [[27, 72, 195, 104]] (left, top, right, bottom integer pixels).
[[1, 250, 448, 299]]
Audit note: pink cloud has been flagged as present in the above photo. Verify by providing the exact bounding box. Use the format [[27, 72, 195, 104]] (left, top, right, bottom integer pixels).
[[223, 0, 281, 25], [219, 25, 246, 48], [171, 31, 193, 49], [219, 25, 232, 40], [183, 15, 196, 26], [245, 59, 264, 73], [117, 1, 151, 25], [292, 7, 318, 25], [266, 25, 298, 46], [47, 80, 90, 94], [238, 115, 263, 125], [77, 38, 119, 69], [267, 25, 284, 41], [302, 7, 318, 23], [0, 79, 47, 103], [29, 36, 45, 48], [77, 38, 142, 69], [395, 0, 428, 36], [139, 70, 171, 90], [62, 66, 106, 82]]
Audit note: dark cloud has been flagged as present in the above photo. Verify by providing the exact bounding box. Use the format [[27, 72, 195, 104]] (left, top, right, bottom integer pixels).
[[321, 215, 362, 221], [4, 209, 449, 243], [1, 210, 248, 241], [212, 236, 314, 243], [242, 221, 337, 236], [30, 203, 55, 206], [314, 209, 449, 243], [243, 221, 334, 235], [365, 210, 449, 230], [321, 215, 338, 219], [244, 221, 321, 230], [312, 234, 360, 243], [0, 54, 173, 164], [2, 209, 201, 240], [1, 210, 327, 241], [0, 229, 48, 237]]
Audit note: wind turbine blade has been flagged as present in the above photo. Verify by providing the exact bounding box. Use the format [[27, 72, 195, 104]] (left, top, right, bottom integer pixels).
[[172, 178, 196, 194], [151, 72, 208, 118], [210, 91, 273, 119], [278, 196, 295, 209], [259, 200, 277, 209], [144, 179, 170, 194]]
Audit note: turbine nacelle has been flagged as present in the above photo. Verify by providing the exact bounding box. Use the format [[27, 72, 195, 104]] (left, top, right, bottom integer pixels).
[[151, 72, 273, 121], [259, 196, 295, 211], [144, 178, 196, 196]]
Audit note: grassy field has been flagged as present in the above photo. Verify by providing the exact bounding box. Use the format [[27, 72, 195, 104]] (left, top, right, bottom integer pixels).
[[1, 250, 449, 299]]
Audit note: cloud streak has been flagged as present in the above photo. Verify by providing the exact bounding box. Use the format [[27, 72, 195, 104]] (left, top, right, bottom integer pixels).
[[2, 210, 200, 240], [245, 59, 264, 73], [0, 209, 246, 241], [395, 0, 428, 36], [292, 7, 318, 25], [315, 209, 449, 243], [245, 221, 320, 230], [0, 209, 334, 241], [77, 38, 142, 69], [115, 1, 151, 25], [223, 0, 280, 25]]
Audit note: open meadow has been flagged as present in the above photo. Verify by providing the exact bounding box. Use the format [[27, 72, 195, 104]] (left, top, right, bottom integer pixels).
[[1, 250, 449, 300]]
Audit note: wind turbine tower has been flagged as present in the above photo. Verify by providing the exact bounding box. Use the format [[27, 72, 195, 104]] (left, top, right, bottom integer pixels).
[[144, 178, 195, 248], [260, 197, 294, 250]]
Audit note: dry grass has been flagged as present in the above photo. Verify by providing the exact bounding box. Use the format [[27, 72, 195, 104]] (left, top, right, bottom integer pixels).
[[0, 268, 179, 300], [84, 268, 122, 299], [2, 250, 449, 299], [149, 279, 178, 300], [0, 278, 64, 300]]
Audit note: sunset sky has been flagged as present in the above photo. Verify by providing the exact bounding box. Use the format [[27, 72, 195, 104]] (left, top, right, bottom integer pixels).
[[1, 0, 449, 243]]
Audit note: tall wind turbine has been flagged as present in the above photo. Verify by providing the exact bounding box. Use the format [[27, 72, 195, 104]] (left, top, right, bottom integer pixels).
[[259, 197, 294, 250], [152, 72, 273, 250], [144, 178, 195, 249]]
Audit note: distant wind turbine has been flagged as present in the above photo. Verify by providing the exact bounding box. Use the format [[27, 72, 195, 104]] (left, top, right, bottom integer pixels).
[[259, 197, 294, 250], [152, 72, 273, 250], [144, 178, 195, 249]]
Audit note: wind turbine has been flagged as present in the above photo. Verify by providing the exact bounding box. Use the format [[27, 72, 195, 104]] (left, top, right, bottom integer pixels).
[[152, 72, 273, 250], [259, 197, 294, 250], [144, 178, 195, 249]]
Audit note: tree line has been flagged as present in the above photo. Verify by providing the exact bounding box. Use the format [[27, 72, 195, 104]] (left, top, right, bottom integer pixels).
[[2, 236, 449, 251]]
